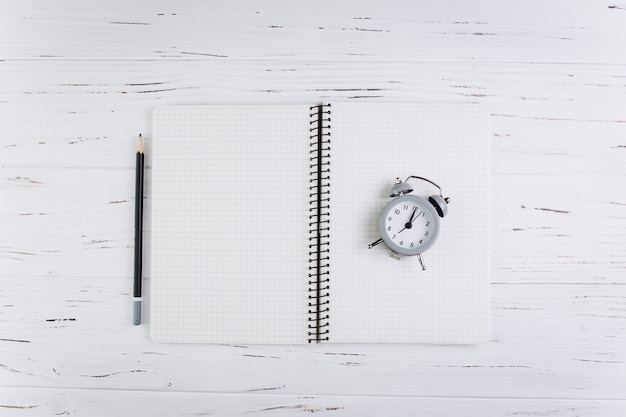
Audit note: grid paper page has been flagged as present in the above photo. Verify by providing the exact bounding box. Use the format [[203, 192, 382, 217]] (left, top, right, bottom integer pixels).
[[150, 105, 311, 344], [328, 103, 490, 344]]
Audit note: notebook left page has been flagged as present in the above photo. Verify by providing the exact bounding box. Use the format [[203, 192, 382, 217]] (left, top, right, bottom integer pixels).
[[151, 105, 311, 344]]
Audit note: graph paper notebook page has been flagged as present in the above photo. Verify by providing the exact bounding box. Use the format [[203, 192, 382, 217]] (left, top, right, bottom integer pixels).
[[150, 103, 490, 344]]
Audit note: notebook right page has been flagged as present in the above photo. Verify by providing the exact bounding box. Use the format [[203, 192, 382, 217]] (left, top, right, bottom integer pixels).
[[329, 103, 490, 344]]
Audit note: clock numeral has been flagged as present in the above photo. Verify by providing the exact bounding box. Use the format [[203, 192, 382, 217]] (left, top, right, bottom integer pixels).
[[394, 209, 400, 215], [403, 205, 409, 210], [387, 226, 391, 231], [410, 242, 414, 248], [426, 221, 430, 227], [419, 239, 423, 244], [388, 216, 392, 221], [392, 234, 396, 240], [399, 241, 404, 246], [424, 231, 429, 236]]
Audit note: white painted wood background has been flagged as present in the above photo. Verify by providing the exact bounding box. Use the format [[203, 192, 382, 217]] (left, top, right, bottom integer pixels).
[[1, 0, 625, 415]]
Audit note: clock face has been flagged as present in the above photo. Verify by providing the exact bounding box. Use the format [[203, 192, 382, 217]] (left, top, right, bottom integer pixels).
[[379, 194, 440, 256]]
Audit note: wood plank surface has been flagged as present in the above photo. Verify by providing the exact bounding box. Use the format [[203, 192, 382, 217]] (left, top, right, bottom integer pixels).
[[3, 387, 626, 417], [1, 0, 625, 63], [1, 0, 625, 415]]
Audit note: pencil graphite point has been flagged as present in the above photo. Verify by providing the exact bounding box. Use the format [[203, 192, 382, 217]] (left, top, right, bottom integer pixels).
[[137, 133, 144, 154]]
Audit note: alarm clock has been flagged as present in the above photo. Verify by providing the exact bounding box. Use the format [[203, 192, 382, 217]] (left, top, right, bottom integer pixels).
[[368, 176, 449, 270]]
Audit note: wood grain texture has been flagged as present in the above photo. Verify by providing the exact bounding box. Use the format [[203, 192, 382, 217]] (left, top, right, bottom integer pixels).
[[1, 0, 625, 415], [4, 387, 626, 417], [1, 0, 625, 63]]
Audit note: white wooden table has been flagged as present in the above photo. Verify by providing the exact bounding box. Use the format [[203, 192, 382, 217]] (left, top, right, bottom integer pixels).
[[1, 1, 625, 415]]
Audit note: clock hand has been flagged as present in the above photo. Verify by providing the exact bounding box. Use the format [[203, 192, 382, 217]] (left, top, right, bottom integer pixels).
[[399, 208, 420, 234], [408, 207, 417, 224]]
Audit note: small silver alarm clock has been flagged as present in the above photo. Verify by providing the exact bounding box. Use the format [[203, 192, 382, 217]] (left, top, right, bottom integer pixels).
[[368, 176, 449, 270]]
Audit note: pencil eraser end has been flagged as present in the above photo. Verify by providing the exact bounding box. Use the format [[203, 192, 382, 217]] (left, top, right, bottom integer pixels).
[[133, 300, 142, 325]]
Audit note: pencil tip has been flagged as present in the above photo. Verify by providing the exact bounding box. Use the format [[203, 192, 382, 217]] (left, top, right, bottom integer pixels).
[[137, 134, 144, 154]]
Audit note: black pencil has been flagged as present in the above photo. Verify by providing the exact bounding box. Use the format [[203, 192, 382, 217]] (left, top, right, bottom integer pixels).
[[133, 134, 145, 325]]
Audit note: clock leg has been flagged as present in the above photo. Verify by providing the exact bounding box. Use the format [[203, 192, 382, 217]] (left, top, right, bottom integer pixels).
[[417, 253, 426, 270], [368, 238, 383, 249]]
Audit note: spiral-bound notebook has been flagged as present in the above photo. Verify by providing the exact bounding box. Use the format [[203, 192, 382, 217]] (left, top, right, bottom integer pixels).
[[150, 103, 490, 344]]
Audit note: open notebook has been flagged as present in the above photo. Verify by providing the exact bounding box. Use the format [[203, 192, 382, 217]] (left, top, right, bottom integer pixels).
[[150, 103, 490, 344]]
